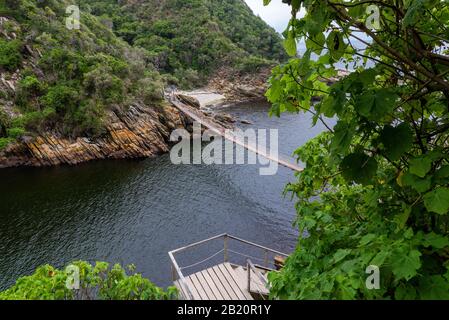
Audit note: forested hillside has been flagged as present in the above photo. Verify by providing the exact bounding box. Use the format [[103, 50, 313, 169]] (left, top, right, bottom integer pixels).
[[79, 0, 286, 86], [0, 0, 285, 152]]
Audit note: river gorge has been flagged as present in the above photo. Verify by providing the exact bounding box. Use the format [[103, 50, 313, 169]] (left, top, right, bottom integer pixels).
[[0, 101, 331, 290]]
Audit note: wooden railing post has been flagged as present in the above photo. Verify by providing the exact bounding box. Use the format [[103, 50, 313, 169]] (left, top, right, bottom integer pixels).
[[171, 264, 176, 282], [247, 260, 251, 293], [224, 234, 229, 262], [264, 249, 269, 268]]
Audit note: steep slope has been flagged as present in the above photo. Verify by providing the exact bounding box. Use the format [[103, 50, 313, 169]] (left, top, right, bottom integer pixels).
[[0, 0, 186, 166], [0, 0, 286, 167]]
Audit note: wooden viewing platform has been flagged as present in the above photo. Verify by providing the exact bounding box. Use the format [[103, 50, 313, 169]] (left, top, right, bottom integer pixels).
[[168, 234, 289, 300]]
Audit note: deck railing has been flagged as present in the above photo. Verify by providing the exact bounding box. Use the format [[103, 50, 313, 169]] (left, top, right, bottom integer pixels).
[[246, 259, 271, 299], [168, 233, 289, 300]]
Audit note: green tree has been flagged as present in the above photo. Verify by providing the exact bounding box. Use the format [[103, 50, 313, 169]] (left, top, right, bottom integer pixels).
[[265, 0, 449, 300]]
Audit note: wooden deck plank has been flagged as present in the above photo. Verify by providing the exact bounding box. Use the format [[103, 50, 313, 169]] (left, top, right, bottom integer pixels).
[[175, 279, 199, 300], [216, 264, 247, 300], [206, 268, 232, 300], [201, 269, 225, 300], [174, 280, 185, 299], [184, 278, 202, 300], [195, 272, 218, 300], [220, 263, 253, 300], [210, 266, 240, 300], [189, 273, 210, 300]]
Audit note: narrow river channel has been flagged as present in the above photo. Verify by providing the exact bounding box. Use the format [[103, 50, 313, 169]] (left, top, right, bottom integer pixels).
[[0, 101, 331, 289]]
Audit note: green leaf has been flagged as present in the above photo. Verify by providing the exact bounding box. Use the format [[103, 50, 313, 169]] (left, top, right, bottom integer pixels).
[[330, 121, 355, 155], [423, 187, 449, 215], [340, 153, 378, 185], [306, 32, 325, 55], [419, 276, 449, 300], [420, 232, 449, 249], [394, 207, 411, 230], [332, 249, 352, 264], [356, 89, 398, 120], [391, 249, 421, 281], [284, 31, 297, 57], [326, 31, 346, 60], [358, 68, 377, 86], [359, 234, 376, 246], [379, 123, 413, 161], [355, 92, 375, 117], [290, 0, 302, 11], [395, 283, 417, 300], [409, 156, 432, 178], [320, 88, 346, 117], [402, 172, 432, 193], [403, 0, 426, 27], [434, 165, 449, 184], [371, 250, 390, 266]]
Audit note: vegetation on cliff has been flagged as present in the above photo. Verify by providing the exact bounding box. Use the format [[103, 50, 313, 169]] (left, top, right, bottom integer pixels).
[[266, 0, 449, 299], [0, 0, 285, 150], [0, 0, 166, 147]]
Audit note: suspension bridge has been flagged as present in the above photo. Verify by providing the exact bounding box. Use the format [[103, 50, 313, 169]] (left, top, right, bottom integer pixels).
[[169, 93, 304, 173]]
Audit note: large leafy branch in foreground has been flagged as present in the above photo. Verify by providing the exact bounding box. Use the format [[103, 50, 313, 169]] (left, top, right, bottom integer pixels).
[[265, 0, 449, 299]]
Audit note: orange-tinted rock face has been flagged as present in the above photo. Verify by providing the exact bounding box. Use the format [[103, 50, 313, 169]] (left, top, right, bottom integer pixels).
[[0, 103, 187, 168]]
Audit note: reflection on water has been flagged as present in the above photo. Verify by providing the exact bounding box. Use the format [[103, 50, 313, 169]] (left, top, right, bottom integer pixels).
[[0, 102, 331, 289]]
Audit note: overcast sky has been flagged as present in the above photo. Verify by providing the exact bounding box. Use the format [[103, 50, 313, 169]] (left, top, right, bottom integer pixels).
[[244, 0, 292, 33]]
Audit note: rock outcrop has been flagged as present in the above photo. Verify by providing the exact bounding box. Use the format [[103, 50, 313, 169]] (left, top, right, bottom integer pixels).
[[206, 67, 272, 103], [0, 103, 187, 168], [176, 94, 201, 109]]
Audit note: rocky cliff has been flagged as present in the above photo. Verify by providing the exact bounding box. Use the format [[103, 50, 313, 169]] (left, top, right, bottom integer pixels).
[[0, 103, 187, 168]]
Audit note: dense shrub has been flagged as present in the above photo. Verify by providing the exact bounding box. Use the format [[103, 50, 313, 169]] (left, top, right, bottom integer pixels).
[[236, 56, 273, 73], [6, 127, 25, 139], [136, 77, 164, 104], [0, 39, 22, 71], [16, 76, 46, 108], [41, 85, 79, 114], [0, 109, 10, 137], [0, 261, 178, 300], [69, 101, 106, 138], [0, 137, 14, 150], [83, 67, 125, 104]]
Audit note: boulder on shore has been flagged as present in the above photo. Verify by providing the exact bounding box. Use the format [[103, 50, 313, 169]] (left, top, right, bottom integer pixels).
[[235, 85, 265, 98], [176, 94, 201, 109]]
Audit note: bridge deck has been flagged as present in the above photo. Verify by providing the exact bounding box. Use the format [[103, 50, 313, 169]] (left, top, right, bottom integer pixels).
[[175, 262, 269, 300]]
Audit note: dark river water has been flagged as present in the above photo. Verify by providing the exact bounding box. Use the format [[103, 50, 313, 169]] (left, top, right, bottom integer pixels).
[[0, 102, 329, 290]]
